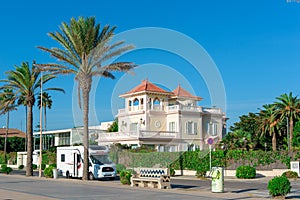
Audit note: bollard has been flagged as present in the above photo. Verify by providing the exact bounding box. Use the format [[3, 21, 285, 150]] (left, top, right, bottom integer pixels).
[[52, 168, 58, 179], [211, 167, 224, 193]]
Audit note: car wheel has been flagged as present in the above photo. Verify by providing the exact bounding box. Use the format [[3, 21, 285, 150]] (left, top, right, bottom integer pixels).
[[66, 171, 70, 179], [89, 172, 95, 180]]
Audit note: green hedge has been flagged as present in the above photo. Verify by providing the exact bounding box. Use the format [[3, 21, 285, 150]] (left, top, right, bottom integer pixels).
[[236, 166, 256, 179], [268, 176, 291, 198], [113, 149, 299, 171], [44, 166, 55, 178]]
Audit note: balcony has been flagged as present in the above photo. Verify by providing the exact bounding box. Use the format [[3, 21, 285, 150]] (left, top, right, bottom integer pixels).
[[98, 130, 178, 143], [203, 107, 223, 114], [118, 104, 203, 116]]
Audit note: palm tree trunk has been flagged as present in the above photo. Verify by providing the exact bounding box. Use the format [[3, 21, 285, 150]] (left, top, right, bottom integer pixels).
[[82, 86, 90, 181], [26, 104, 33, 176], [289, 117, 293, 151], [44, 106, 47, 131], [4, 111, 9, 163], [272, 132, 276, 151]]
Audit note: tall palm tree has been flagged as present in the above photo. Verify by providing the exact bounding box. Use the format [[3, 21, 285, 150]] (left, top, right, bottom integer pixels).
[[37, 92, 52, 131], [275, 92, 300, 151], [0, 62, 62, 176], [36, 16, 136, 180], [0, 88, 17, 162], [259, 104, 280, 151]]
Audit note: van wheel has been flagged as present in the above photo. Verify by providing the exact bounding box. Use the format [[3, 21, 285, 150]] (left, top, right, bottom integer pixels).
[[66, 171, 70, 179], [89, 172, 94, 180]]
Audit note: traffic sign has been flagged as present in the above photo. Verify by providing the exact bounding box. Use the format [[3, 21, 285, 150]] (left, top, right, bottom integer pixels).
[[207, 138, 214, 145]]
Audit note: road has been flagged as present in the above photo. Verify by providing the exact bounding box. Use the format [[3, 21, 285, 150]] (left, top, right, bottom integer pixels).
[[0, 173, 300, 200]]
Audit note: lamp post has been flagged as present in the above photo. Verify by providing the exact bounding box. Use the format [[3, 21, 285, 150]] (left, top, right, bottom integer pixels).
[[287, 117, 290, 152], [39, 72, 43, 178]]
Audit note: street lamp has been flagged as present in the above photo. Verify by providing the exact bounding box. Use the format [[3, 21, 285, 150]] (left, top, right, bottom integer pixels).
[[287, 117, 290, 151], [39, 72, 43, 178]]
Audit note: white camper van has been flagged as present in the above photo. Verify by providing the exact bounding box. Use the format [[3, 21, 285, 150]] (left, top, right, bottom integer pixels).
[[57, 145, 116, 180]]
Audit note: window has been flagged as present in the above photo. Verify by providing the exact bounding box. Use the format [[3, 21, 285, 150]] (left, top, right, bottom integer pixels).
[[58, 133, 70, 146], [133, 98, 139, 106], [169, 122, 176, 132], [207, 122, 218, 136], [130, 123, 138, 131], [61, 154, 65, 162], [154, 98, 160, 105], [186, 121, 197, 135]]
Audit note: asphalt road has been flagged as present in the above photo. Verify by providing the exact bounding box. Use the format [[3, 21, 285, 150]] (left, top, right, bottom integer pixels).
[[1, 172, 300, 200]]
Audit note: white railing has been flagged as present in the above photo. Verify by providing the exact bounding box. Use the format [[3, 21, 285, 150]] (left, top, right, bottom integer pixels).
[[203, 107, 223, 114], [98, 130, 178, 142], [167, 105, 202, 112], [140, 130, 178, 138]]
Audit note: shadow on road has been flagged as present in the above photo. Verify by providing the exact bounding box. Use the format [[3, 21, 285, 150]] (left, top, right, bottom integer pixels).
[[232, 188, 258, 193]]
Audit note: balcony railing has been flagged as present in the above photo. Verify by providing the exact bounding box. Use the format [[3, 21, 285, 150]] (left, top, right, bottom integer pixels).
[[98, 130, 178, 142], [118, 104, 203, 114], [203, 107, 223, 114]]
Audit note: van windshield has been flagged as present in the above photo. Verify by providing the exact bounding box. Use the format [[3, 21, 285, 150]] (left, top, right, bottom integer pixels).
[[90, 154, 112, 165]]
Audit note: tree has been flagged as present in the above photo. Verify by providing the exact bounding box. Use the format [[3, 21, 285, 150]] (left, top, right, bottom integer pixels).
[[0, 88, 17, 162], [222, 129, 255, 150], [259, 104, 280, 151], [36, 16, 136, 180], [275, 92, 300, 151], [107, 118, 118, 132], [292, 120, 300, 149], [37, 92, 52, 131], [0, 62, 62, 176]]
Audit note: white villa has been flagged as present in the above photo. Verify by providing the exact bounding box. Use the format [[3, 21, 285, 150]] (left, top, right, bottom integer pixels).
[[32, 80, 226, 152], [97, 80, 226, 152]]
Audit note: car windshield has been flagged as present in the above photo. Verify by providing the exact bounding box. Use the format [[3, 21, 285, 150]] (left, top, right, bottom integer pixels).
[[90, 154, 112, 165]]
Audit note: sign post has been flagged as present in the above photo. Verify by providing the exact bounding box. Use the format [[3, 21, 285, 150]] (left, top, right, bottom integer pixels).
[[207, 138, 214, 171]]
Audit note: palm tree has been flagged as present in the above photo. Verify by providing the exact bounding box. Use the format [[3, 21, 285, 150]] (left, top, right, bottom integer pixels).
[[37, 92, 52, 131], [275, 92, 300, 151], [0, 88, 17, 162], [36, 16, 136, 180], [0, 62, 62, 176], [259, 104, 280, 151]]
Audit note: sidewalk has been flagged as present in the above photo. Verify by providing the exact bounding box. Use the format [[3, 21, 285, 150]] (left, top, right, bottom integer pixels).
[[1, 173, 299, 200]]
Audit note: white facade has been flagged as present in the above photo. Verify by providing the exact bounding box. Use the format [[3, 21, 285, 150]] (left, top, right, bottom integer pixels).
[[97, 80, 226, 152]]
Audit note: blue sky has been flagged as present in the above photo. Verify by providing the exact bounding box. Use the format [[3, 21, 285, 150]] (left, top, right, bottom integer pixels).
[[0, 0, 300, 131]]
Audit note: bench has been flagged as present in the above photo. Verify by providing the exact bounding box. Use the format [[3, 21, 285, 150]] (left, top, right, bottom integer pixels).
[[130, 168, 171, 189]]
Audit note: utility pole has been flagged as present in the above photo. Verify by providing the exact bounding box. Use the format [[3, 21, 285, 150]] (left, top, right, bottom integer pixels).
[[287, 117, 290, 152], [39, 72, 43, 178]]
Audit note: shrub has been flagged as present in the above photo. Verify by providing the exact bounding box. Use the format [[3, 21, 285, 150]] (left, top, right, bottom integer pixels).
[[44, 166, 55, 178], [116, 164, 126, 174], [236, 165, 256, 179], [282, 171, 298, 179], [1, 164, 13, 174], [41, 163, 46, 170], [32, 164, 38, 170], [268, 176, 291, 198], [49, 163, 57, 168], [170, 168, 175, 176], [18, 165, 24, 170], [119, 169, 132, 185], [196, 164, 209, 178]]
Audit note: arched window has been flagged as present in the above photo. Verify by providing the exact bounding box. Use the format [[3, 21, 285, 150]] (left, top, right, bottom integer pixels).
[[153, 98, 160, 110], [128, 100, 132, 111], [133, 98, 139, 106], [154, 98, 160, 105], [140, 98, 144, 109]]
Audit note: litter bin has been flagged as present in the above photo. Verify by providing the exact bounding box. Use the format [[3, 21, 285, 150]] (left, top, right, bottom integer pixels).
[[211, 167, 224, 193], [52, 168, 58, 179], [290, 161, 300, 177]]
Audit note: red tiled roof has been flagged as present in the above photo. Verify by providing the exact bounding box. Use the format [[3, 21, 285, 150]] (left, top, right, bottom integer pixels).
[[172, 84, 203, 101], [0, 128, 26, 138], [122, 80, 171, 96]]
